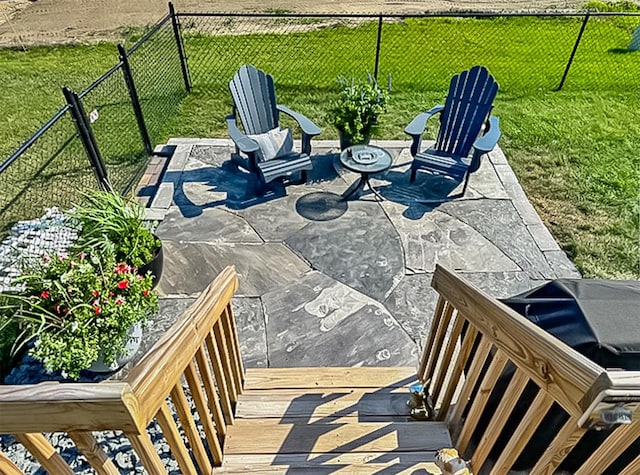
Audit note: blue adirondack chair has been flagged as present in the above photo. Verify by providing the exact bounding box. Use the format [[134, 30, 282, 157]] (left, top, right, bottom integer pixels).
[[405, 66, 501, 196], [227, 65, 321, 191]]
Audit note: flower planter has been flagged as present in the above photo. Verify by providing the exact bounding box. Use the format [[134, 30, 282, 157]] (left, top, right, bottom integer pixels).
[[338, 129, 371, 150], [87, 323, 143, 373], [138, 240, 163, 290]]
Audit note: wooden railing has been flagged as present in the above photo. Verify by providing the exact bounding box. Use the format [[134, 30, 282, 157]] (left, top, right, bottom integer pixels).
[[0, 266, 243, 474], [419, 265, 640, 475]]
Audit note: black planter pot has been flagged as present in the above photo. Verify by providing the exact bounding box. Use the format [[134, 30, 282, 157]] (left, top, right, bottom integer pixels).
[[138, 241, 163, 289], [338, 129, 371, 150]]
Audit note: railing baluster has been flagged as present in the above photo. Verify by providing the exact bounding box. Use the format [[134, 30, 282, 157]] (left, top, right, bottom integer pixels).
[[68, 431, 119, 475], [14, 433, 74, 475], [472, 369, 530, 471], [574, 420, 640, 475], [447, 336, 493, 432], [418, 296, 446, 380], [0, 450, 24, 474], [530, 415, 586, 475], [213, 320, 239, 403], [155, 402, 198, 475], [224, 303, 245, 390], [184, 360, 224, 465], [618, 454, 640, 475], [456, 349, 509, 453], [491, 390, 554, 474], [206, 331, 234, 424], [170, 383, 213, 474], [437, 322, 478, 420], [125, 431, 168, 475], [422, 301, 455, 385], [432, 311, 465, 405], [195, 345, 227, 436]]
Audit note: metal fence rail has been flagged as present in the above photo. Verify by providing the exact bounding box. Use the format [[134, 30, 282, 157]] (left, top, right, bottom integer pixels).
[[177, 11, 640, 93], [0, 11, 186, 236]]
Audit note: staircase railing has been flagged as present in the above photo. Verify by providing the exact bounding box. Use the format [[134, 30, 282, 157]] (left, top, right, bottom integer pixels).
[[420, 265, 640, 474], [0, 266, 243, 474]]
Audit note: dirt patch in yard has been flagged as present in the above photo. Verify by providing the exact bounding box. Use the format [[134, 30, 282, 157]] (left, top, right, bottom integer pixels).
[[0, 0, 600, 47]]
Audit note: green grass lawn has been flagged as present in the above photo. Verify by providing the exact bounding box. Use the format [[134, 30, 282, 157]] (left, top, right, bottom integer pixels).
[[0, 14, 638, 282]]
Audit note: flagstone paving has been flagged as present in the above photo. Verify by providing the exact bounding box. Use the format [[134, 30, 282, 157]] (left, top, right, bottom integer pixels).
[[146, 139, 580, 369]]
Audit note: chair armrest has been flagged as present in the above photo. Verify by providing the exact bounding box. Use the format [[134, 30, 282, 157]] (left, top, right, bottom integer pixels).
[[226, 114, 260, 154], [404, 105, 444, 137], [405, 105, 444, 157], [473, 116, 501, 154], [277, 104, 322, 137]]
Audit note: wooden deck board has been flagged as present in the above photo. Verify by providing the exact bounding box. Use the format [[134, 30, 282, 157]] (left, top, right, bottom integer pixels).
[[224, 420, 451, 455], [236, 389, 413, 420], [244, 367, 417, 390], [215, 452, 442, 473]]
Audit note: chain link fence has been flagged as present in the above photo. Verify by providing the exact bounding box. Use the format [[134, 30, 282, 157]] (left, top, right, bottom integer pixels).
[[0, 13, 186, 238], [1, 7, 637, 238], [0, 108, 99, 236], [127, 15, 188, 148], [178, 12, 639, 94], [78, 65, 148, 195]]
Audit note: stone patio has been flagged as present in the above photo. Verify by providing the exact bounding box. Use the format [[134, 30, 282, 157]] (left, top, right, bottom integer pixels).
[[143, 138, 580, 369]]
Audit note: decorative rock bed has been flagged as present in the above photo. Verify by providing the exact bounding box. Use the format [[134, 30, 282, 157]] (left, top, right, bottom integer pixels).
[[0, 208, 77, 293], [0, 210, 187, 473]]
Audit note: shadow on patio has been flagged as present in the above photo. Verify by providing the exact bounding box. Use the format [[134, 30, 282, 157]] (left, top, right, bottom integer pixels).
[[144, 138, 579, 370]]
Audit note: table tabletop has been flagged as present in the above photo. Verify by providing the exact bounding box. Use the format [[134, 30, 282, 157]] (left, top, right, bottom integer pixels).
[[339, 144, 392, 174]]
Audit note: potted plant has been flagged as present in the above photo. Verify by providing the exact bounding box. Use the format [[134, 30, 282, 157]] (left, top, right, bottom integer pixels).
[[0, 244, 158, 379], [70, 190, 163, 287], [328, 75, 389, 150]]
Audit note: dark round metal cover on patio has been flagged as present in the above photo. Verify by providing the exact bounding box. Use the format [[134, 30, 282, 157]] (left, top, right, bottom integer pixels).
[[295, 192, 347, 221]]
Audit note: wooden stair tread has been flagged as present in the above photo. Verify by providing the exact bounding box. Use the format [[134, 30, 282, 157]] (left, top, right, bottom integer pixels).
[[236, 388, 413, 420], [224, 420, 451, 455], [214, 452, 443, 473], [244, 367, 417, 390]]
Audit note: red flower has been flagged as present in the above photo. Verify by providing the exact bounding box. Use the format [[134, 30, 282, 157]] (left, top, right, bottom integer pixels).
[[116, 297, 124, 305], [40, 291, 50, 299], [92, 290, 99, 297], [94, 307, 102, 315], [143, 289, 150, 296], [109, 292, 115, 297], [117, 280, 129, 290], [114, 263, 131, 274]]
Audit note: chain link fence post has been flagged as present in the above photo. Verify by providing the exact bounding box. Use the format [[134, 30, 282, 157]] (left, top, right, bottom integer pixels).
[[557, 13, 591, 91], [62, 86, 111, 191], [118, 44, 153, 156], [374, 14, 383, 82], [169, 1, 192, 93]]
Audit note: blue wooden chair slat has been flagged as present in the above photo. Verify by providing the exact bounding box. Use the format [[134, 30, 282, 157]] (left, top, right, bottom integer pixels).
[[227, 65, 321, 193], [405, 66, 501, 198]]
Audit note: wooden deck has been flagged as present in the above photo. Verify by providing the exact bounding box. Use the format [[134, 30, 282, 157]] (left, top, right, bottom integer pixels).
[[215, 367, 452, 474]]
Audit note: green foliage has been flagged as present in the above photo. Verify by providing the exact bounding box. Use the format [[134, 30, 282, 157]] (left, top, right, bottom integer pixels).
[[583, 1, 640, 12], [328, 77, 389, 143], [0, 246, 158, 379], [71, 191, 160, 268], [1, 13, 638, 283], [0, 316, 22, 380]]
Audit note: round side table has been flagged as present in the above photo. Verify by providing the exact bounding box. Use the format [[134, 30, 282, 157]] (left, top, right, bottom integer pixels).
[[339, 144, 392, 201]]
